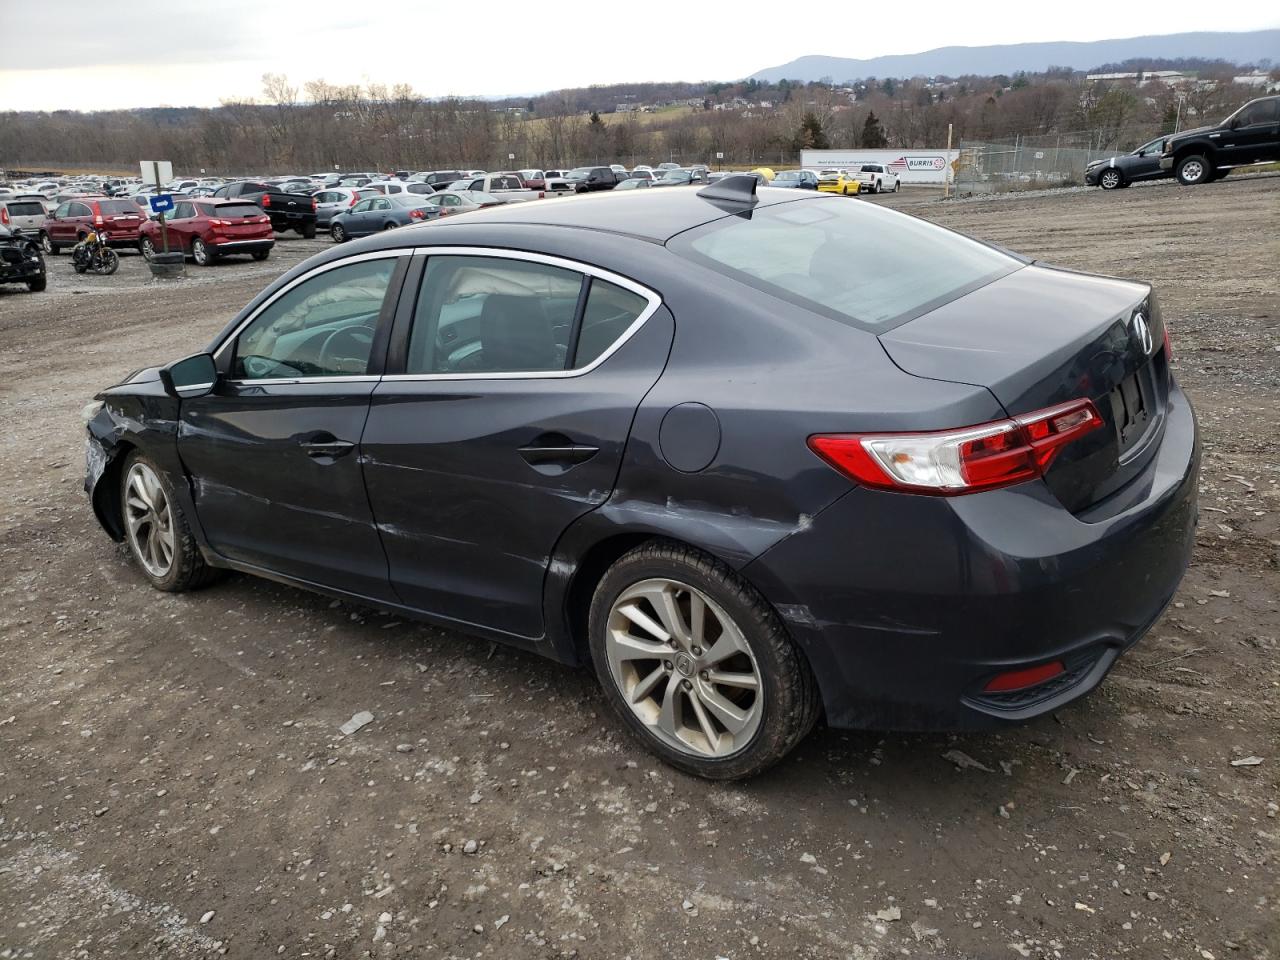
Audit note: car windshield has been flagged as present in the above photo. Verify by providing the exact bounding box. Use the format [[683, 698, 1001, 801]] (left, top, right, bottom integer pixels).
[[671, 198, 1020, 331], [860, 165, 882, 173]]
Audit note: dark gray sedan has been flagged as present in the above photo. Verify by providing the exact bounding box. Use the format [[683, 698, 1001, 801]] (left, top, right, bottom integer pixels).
[[1084, 137, 1172, 190], [84, 176, 1197, 781], [329, 195, 440, 242]]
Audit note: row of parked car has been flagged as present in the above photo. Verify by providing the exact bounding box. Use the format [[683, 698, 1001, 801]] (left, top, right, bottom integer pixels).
[[0, 156, 901, 272]]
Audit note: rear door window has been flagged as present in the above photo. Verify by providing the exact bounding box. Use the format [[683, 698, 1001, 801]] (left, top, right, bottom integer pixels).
[[406, 256, 584, 374]]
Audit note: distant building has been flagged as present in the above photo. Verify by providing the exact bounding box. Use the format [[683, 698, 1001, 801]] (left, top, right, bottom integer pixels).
[[1085, 70, 1188, 87]]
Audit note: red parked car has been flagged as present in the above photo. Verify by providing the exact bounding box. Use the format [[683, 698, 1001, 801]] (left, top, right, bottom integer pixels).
[[139, 198, 274, 266], [40, 196, 146, 254]]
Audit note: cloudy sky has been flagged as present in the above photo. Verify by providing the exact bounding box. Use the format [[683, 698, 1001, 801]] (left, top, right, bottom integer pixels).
[[0, 0, 1275, 112]]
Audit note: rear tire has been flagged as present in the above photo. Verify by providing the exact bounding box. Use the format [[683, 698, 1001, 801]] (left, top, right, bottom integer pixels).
[[251, 249, 270, 261], [140, 237, 156, 261], [191, 238, 213, 266], [101, 249, 119, 275], [382, 221, 397, 231], [300, 222, 317, 239], [588, 540, 820, 780], [119, 451, 219, 592], [27, 275, 47, 292], [1176, 154, 1212, 186]]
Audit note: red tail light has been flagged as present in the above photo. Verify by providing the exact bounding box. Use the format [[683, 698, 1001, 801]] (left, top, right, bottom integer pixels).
[[0, 207, 7, 225], [1162, 326, 1172, 360], [538, 190, 545, 199], [261, 194, 271, 207], [409, 208, 426, 220], [808, 399, 1103, 496], [349, 196, 358, 206], [311, 197, 318, 210]]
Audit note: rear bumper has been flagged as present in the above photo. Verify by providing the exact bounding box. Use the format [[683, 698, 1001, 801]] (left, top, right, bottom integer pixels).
[[210, 238, 274, 254], [742, 382, 1200, 731]]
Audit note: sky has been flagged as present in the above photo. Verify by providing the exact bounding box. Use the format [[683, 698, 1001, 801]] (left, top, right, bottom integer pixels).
[[0, 0, 1275, 112]]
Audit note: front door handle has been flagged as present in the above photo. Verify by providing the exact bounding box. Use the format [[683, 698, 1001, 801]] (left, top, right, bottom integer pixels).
[[518, 443, 599, 467], [300, 437, 355, 459]]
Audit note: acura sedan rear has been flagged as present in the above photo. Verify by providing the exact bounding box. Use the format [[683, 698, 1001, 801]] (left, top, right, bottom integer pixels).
[[83, 179, 1198, 780]]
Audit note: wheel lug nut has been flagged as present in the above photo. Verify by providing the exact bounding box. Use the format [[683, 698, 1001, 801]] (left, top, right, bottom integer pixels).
[[681, 679, 692, 690], [664, 660, 673, 671], [691, 646, 702, 656], [699, 671, 709, 681]]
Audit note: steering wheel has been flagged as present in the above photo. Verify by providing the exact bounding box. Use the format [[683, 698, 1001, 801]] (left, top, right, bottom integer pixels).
[[318, 325, 374, 374]]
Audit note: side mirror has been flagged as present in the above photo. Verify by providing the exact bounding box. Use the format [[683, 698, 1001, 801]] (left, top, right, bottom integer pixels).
[[160, 353, 218, 399]]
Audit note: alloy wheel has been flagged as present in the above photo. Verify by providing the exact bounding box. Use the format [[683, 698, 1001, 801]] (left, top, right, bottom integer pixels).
[[1181, 160, 1204, 182], [124, 462, 176, 578], [41, 233, 55, 254], [1100, 170, 1121, 189], [193, 239, 209, 265], [605, 578, 763, 758], [140, 237, 156, 261]]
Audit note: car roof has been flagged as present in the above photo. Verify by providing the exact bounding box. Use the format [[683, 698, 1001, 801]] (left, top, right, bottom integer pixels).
[[428, 185, 804, 243]]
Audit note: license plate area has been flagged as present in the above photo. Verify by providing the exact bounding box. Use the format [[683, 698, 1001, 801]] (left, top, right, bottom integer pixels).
[[1110, 366, 1155, 455]]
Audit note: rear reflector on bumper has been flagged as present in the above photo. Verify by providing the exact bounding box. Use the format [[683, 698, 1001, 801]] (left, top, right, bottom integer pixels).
[[982, 660, 1065, 692], [808, 399, 1102, 495]]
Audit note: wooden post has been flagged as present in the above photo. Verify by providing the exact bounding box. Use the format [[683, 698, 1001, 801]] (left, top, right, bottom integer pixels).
[[153, 161, 170, 255], [944, 123, 953, 198]]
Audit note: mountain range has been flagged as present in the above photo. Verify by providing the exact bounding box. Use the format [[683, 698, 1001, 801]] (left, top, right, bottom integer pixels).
[[750, 30, 1279, 83]]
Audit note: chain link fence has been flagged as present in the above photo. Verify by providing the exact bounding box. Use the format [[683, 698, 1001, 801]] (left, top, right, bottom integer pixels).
[[953, 130, 1164, 194]]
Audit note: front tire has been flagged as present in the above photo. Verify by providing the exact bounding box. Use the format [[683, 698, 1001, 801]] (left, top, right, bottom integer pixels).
[[120, 453, 217, 592], [40, 232, 59, 255], [1099, 168, 1124, 190], [1176, 154, 1212, 186], [100, 249, 119, 275], [588, 541, 820, 780], [331, 223, 347, 243], [27, 275, 47, 292]]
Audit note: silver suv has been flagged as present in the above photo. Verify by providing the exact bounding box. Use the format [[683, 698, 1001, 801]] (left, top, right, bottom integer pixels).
[[0, 197, 49, 234]]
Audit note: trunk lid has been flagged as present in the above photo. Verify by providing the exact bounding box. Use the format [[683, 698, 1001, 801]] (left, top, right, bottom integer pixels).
[[879, 264, 1170, 513]]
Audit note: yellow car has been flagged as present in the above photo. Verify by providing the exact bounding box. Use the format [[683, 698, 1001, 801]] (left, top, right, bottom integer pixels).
[[750, 166, 777, 182], [816, 169, 860, 195]]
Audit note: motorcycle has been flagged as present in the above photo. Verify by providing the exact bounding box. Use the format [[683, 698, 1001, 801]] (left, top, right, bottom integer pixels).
[[72, 230, 120, 276]]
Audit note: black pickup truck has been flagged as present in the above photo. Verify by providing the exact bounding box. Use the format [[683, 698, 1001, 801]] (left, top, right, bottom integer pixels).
[[212, 181, 318, 237], [1161, 95, 1280, 186]]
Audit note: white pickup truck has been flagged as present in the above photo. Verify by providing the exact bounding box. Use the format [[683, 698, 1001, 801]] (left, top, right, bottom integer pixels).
[[452, 172, 549, 202], [852, 163, 901, 194]]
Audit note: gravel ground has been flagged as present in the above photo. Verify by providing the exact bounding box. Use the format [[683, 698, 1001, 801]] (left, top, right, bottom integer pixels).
[[0, 178, 1277, 960]]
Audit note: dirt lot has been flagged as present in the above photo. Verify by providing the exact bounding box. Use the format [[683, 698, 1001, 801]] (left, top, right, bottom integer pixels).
[[0, 177, 1277, 960]]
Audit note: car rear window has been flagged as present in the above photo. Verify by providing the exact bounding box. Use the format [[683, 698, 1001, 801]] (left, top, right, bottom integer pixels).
[[99, 200, 139, 215], [670, 198, 1020, 331], [217, 203, 265, 218], [6, 202, 45, 216]]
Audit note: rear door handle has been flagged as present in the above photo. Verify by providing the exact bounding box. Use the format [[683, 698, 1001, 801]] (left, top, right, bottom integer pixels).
[[518, 443, 599, 466], [300, 437, 355, 459]]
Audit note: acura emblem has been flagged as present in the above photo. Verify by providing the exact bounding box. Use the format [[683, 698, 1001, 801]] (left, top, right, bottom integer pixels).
[[1131, 311, 1153, 355]]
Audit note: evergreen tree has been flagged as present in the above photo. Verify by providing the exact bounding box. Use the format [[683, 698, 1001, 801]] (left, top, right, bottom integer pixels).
[[861, 111, 887, 148]]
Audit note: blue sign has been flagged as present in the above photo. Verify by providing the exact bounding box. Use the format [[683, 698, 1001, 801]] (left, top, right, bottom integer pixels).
[[149, 194, 175, 213]]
